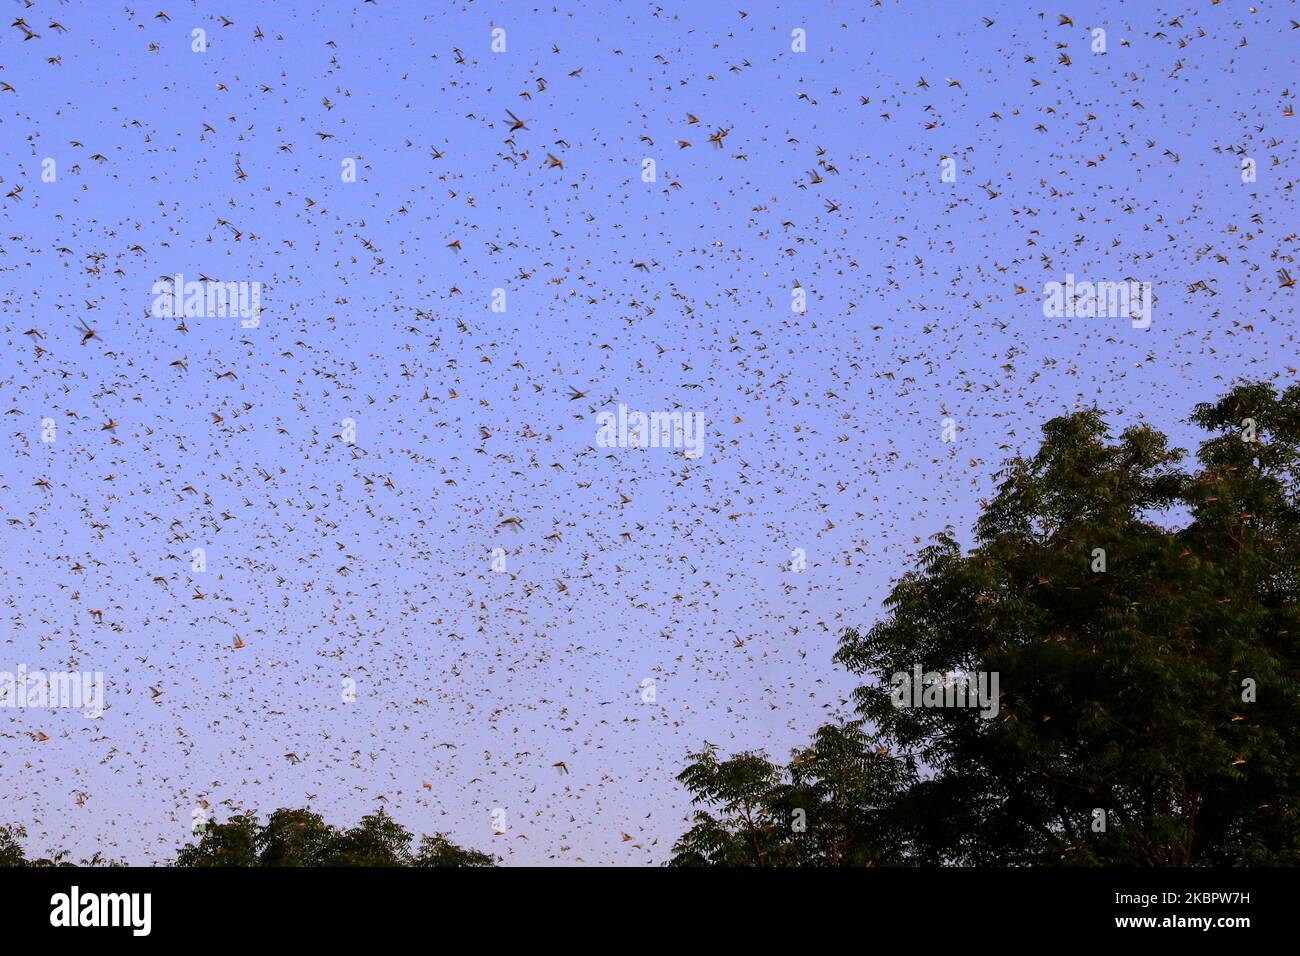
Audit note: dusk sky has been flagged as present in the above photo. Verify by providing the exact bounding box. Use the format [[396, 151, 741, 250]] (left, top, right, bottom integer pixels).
[[0, 0, 1295, 864]]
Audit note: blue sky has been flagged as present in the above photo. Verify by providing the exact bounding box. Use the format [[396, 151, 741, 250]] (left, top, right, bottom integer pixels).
[[0, 0, 1295, 864]]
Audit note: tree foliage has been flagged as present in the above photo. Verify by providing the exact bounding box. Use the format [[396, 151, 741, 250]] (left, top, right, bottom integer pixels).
[[670, 723, 915, 866], [673, 383, 1300, 866], [175, 807, 495, 867], [0, 823, 122, 867], [0, 809, 494, 868]]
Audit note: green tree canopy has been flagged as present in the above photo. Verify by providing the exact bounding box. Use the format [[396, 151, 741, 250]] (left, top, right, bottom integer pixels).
[[672, 383, 1300, 866], [174, 807, 495, 867], [0, 823, 121, 867], [1, 810, 493, 867]]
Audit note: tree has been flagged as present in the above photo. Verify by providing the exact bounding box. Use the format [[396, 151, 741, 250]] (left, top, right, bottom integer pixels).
[[671, 723, 915, 866], [671, 383, 1300, 866], [0, 824, 121, 867], [174, 807, 495, 867], [1, 809, 494, 867], [257, 809, 338, 867], [412, 834, 496, 868], [174, 812, 262, 867], [0, 825, 27, 867]]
